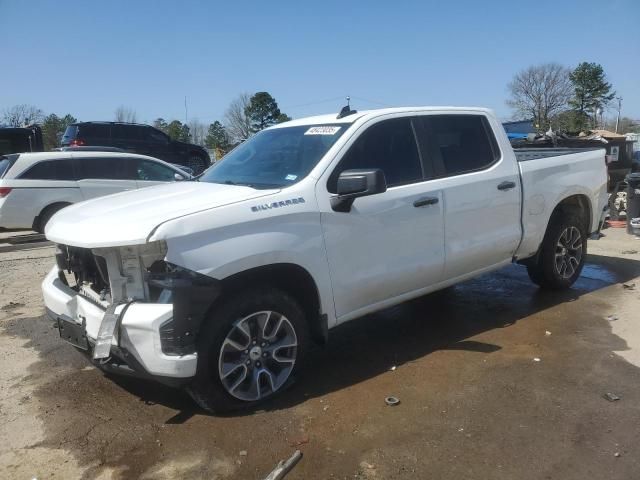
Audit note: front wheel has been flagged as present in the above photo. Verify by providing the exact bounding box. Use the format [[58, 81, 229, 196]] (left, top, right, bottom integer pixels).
[[527, 212, 587, 290], [187, 287, 308, 413]]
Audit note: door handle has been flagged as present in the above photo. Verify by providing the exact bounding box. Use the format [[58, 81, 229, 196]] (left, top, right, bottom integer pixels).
[[497, 181, 516, 191], [413, 196, 439, 208]]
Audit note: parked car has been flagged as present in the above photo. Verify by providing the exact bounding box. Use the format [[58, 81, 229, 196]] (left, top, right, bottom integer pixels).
[[61, 122, 211, 174], [0, 125, 44, 155], [0, 151, 190, 232], [42, 106, 608, 412]]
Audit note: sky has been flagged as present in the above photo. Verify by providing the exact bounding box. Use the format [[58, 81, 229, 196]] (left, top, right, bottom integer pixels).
[[1, 0, 639, 126]]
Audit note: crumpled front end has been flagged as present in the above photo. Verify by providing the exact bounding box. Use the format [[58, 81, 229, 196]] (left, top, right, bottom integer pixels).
[[42, 241, 220, 384]]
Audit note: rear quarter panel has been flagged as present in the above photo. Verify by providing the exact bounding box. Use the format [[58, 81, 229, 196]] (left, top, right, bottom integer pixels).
[[516, 149, 607, 259], [0, 180, 81, 229]]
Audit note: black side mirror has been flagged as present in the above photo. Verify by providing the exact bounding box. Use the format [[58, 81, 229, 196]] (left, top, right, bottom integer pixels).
[[330, 169, 387, 212]]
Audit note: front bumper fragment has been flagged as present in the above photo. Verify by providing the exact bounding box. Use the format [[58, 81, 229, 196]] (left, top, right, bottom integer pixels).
[[42, 266, 198, 380]]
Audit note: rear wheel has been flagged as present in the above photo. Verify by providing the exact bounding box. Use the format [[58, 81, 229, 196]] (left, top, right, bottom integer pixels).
[[527, 212, 587, 289], [36, 203, 70, 233], [187, 287, 308, 413]]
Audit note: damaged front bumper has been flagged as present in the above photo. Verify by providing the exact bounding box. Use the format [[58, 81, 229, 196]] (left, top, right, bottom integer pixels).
[[42, 264, 218, 386]]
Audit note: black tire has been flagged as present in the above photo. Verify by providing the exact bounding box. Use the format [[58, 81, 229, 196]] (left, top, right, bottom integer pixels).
[[526, 211, 587, 290], [187, 155, 207, 175], [36, 203, 70, 233], [187, 287, 309, 413]]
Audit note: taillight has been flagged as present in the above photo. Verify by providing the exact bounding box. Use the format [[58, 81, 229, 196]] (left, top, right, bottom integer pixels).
[[0, 187, 12, 198], [70, 139, 85, 146]]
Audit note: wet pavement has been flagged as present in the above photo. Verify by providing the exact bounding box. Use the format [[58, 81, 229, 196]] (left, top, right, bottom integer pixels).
[[1, 230, 639, 479]]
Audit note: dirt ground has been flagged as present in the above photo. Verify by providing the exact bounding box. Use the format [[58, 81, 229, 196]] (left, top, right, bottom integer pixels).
[[1, 228, 639, 480]]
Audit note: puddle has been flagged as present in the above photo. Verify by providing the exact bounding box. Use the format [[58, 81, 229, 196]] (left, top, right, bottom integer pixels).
[[580, 263, 618, 284]]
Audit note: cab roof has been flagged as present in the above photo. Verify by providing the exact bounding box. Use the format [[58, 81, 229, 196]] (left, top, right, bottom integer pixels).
[[269, 106, 494, 129]]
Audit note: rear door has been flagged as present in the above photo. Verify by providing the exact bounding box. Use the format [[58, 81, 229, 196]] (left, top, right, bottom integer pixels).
[[75, 155, 138, 199], [417, 113, 521, 279]]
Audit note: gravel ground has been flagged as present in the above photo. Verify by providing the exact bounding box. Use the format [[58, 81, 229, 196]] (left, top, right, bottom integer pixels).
[[0, 228, 639, 479]]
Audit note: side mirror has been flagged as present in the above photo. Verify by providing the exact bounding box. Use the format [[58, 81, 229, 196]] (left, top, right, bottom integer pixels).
[[330, 169, 387, 212], [174, 173, 185, 181]]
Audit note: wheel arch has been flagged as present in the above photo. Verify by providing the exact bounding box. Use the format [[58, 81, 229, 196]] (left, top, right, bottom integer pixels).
[[33, 201, 72, 232], [519, 193, 592, 267], [216, 263, 327, 345], [551, 193, 592, 232]]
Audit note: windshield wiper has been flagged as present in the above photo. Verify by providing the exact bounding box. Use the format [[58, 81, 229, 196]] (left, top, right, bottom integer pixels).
[[223, 180, 256, 188]]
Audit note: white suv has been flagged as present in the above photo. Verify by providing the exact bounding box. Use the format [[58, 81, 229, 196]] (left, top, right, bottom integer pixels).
[[0, 151, 190, 232]]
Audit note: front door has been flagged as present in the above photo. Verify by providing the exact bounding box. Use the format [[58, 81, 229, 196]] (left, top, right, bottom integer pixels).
[[318, 116, 445, 321]]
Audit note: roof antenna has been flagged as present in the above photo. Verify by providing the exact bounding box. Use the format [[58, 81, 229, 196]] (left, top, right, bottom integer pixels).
[[337, 95, 357, 119]]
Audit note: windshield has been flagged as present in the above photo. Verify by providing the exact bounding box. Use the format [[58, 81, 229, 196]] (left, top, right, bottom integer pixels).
[[199, 124, 349, 188]]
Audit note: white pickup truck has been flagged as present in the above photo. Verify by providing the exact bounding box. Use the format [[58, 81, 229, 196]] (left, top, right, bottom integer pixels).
[[42, 107, 608, 412]]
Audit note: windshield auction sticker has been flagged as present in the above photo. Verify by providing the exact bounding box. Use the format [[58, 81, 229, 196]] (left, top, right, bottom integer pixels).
[[304, 126, 342, 135]]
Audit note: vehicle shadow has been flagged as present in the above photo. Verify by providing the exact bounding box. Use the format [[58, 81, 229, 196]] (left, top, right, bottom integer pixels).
[[4, 253, 638, 422], [103, 253, 640, 418]]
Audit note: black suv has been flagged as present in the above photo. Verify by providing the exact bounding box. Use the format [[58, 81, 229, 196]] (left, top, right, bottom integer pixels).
[[61, 122, 211, 173]]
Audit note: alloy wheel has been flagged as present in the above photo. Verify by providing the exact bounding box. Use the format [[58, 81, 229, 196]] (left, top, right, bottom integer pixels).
[[218, 310, 297, 401], [554, 226, 583, 279]]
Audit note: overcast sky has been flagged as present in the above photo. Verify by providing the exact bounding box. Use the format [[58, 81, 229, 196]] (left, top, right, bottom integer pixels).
[[1, 0, 638, 125]]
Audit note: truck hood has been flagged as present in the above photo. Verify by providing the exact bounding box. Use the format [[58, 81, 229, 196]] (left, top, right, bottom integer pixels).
[[45, 182, 278, 248]]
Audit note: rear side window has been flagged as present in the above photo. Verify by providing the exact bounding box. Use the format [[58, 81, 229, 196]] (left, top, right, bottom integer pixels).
[[20, 159, 76, 180], [328, 117, 423, 192], [61, 125, 78, 144], [76, 157, 133, 180], [136, 159, 178, 181], [0, 155, 19, 178], [78, 124, 111, 142], [420, 115, 500, 177], [113, 125, 146, 141]]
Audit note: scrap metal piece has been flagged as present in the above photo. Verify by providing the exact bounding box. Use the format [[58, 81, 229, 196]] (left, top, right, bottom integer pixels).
[[603, 392, 621, 402], [93, 303, 120, 359], [263, 450, 303, 480], [385, 396, 400, 406]]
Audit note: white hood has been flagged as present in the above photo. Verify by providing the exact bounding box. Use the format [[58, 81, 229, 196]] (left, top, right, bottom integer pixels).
[[45, 182, 278, 248]]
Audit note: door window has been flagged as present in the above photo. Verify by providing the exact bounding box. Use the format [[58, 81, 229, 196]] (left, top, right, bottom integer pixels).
[[77, 124, 110, 142], [148, 128, 169, 144], [112, 125, 141, 141], [76, 157, 133, 180], [419, 115, 500, 177], [136, 159, 178, 181], [328, 117, 423, 193], [19, 159, 76, 180]]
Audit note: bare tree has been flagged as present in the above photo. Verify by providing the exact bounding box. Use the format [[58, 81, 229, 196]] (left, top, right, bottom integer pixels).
[[506, 63, 572, 131], [188, 119, 208, 146], [2, 104, 45, 126], [224, 93, 252, 142], [114, 106, 137, 123]]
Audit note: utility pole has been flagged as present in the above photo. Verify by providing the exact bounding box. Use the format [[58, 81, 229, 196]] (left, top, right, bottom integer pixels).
[[184, 96, 188, 125], [615, 96, 622, 133]]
